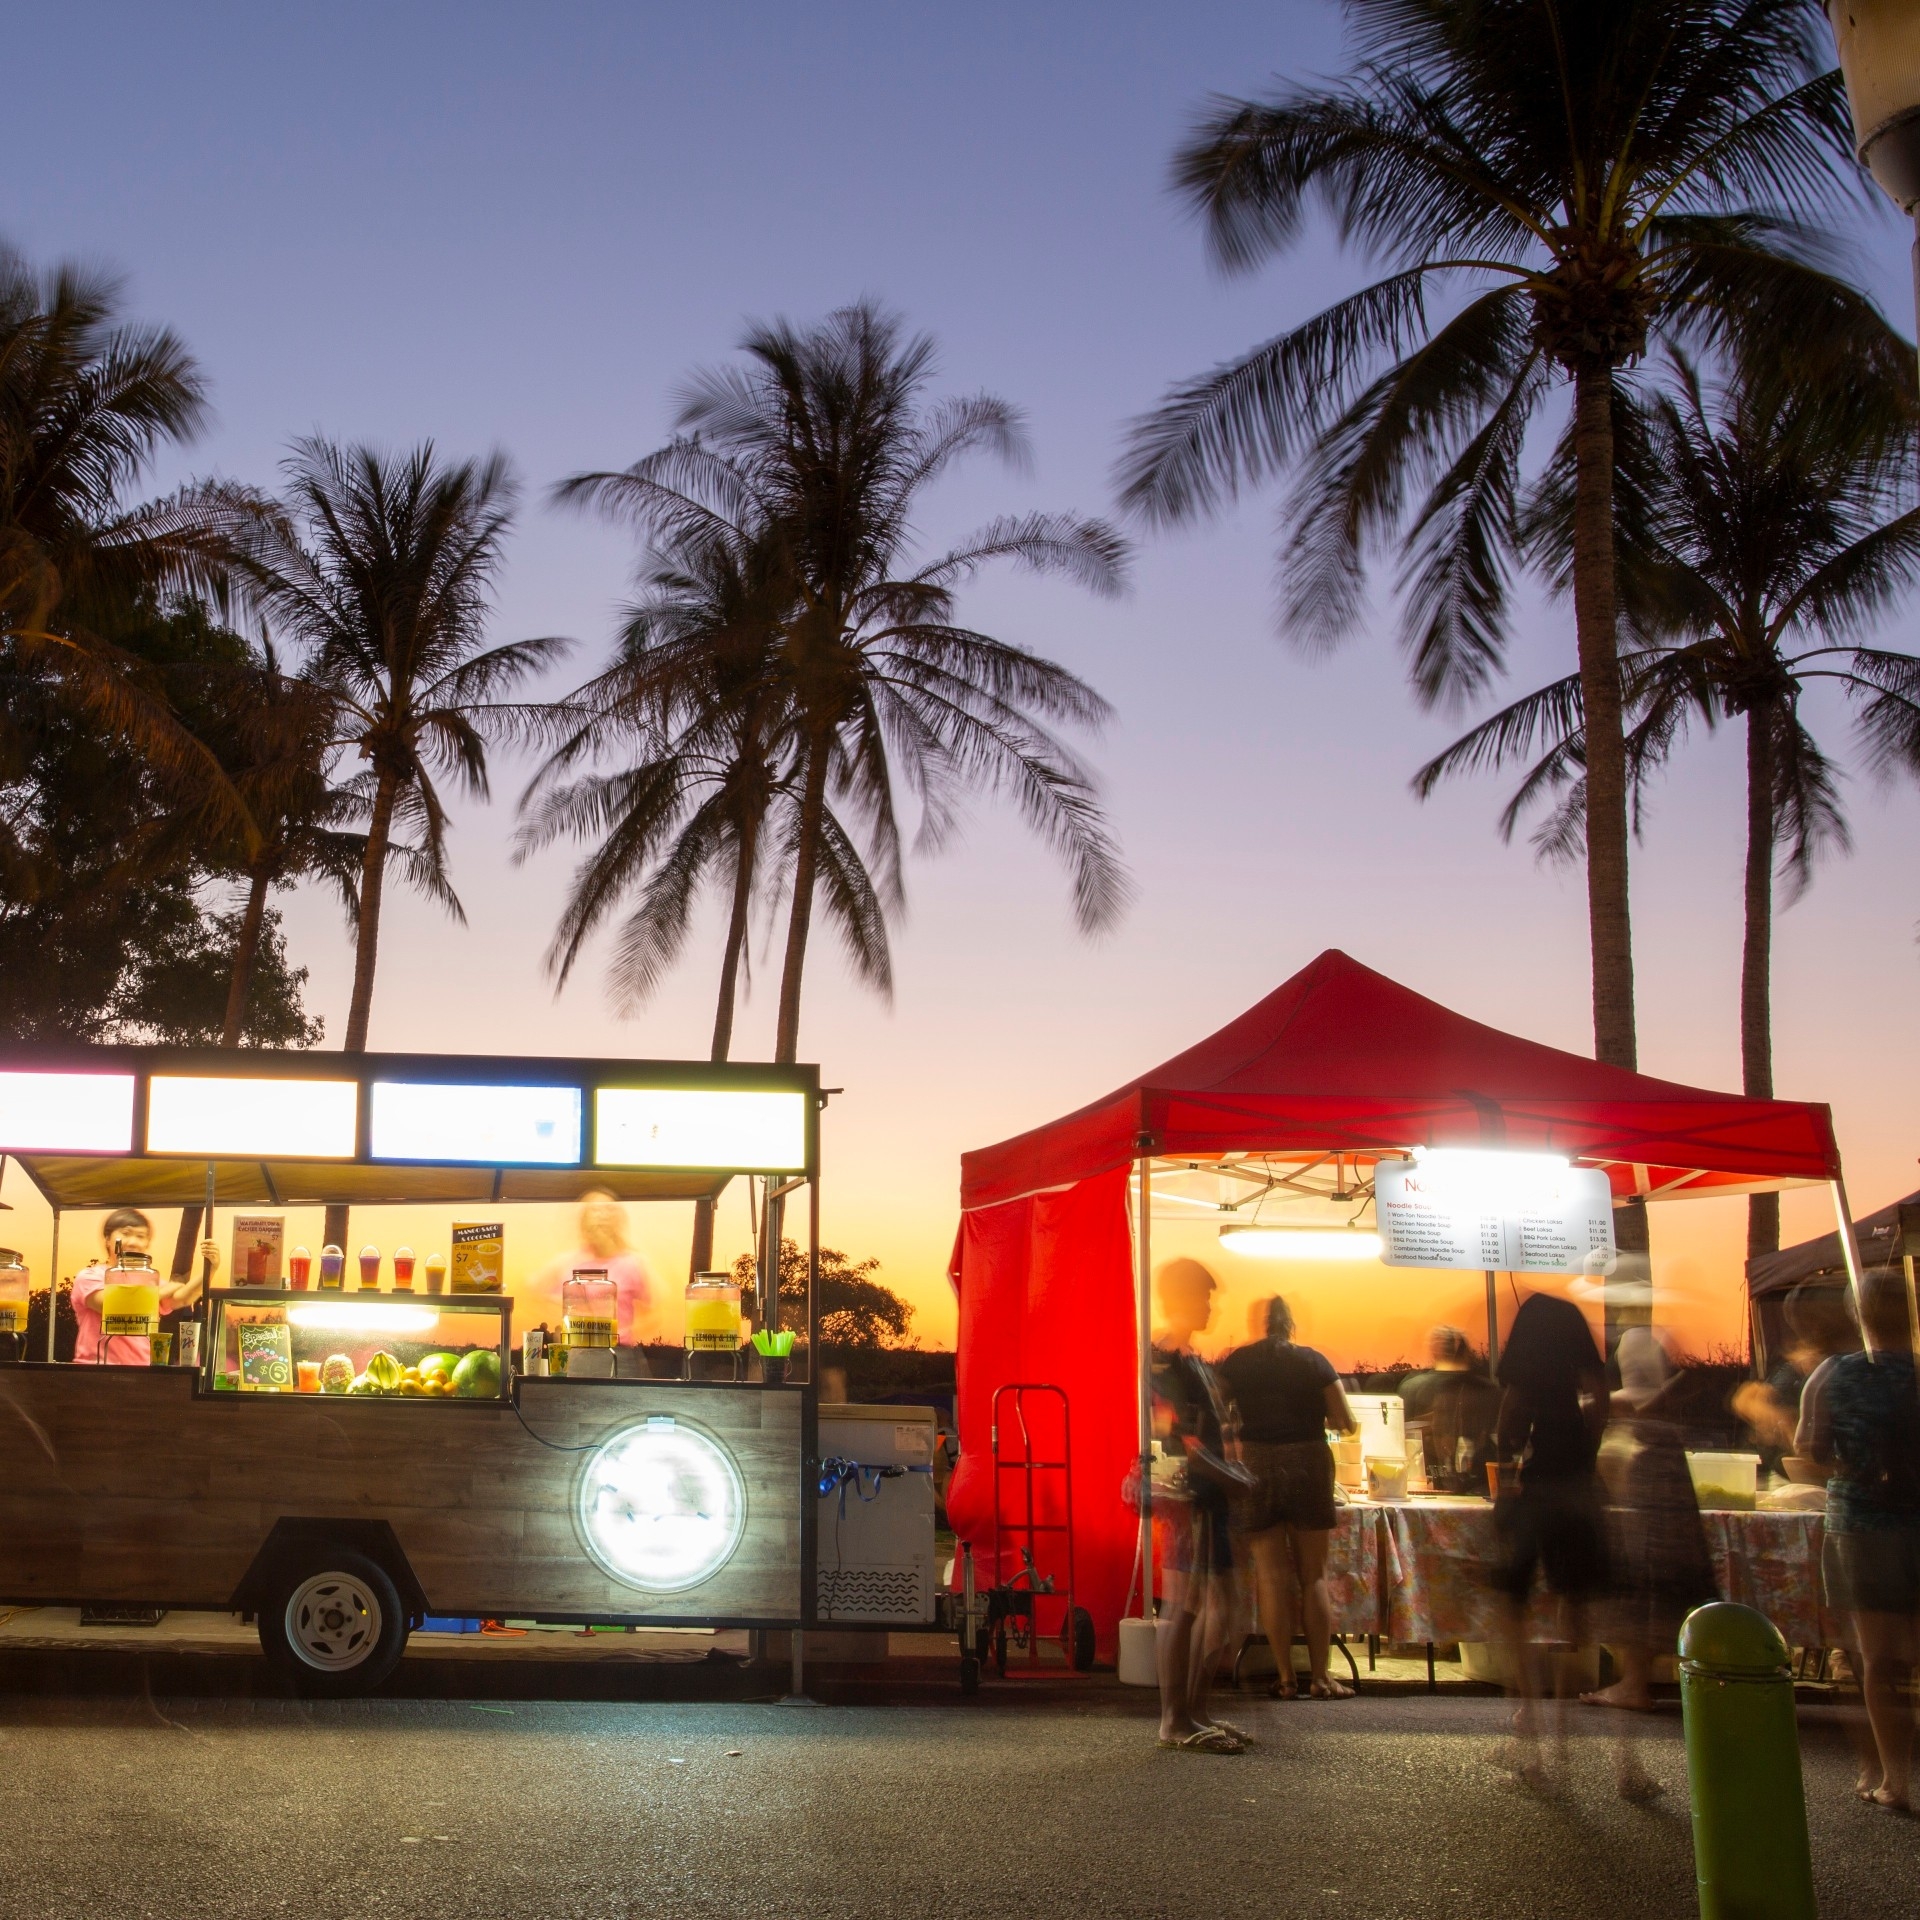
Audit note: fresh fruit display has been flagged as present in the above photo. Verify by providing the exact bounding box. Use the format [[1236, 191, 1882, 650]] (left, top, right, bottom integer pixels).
[[451, 1349, 501, 1398], [418, 1352, 458, 1380], [364, 1350, 405, 1392], [319, 1353, 355, 1394]]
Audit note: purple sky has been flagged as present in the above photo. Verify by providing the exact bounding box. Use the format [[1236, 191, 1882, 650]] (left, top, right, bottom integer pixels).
[[10, 2, 1917, 1346]]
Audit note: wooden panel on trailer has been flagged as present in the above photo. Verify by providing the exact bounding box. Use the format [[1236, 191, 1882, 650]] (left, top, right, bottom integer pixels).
[[0, 1368, 804, 1620]]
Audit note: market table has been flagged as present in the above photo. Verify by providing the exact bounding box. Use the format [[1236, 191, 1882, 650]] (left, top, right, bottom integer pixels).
[[1362, 1497, 1834, 1657]]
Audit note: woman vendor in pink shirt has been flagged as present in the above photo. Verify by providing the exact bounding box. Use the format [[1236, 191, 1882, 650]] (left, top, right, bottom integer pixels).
[[536, 1189, 657, 1354], [70, 1209, 218, 1364]]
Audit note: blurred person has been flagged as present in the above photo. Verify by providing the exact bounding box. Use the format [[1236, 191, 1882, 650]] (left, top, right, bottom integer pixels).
[[1399, 1324, 1501, 1489], [1489, 1290, 1610, 1791], [71, 1210, 217, 1365], [1582, 1328, 1717, 1793], [1736, 1284, 1859, 1473], [1219, 1294, 1358, 1698], [1151, 1257, 1251, 1754], [1795, 1273, 1920, 1811], [537, 1189, 658, 1359]]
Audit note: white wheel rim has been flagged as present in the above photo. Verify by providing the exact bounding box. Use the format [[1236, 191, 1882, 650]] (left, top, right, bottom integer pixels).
[[285, 1572, 383, 1672]]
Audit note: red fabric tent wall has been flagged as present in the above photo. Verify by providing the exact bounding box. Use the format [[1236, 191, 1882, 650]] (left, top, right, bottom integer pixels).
[[944, 1168, 1138, 1661], [946, 950, 1843, 1663]]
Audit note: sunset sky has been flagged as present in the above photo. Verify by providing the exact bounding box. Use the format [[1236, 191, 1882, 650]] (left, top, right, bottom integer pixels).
[[7, 2, 1917, 1365]]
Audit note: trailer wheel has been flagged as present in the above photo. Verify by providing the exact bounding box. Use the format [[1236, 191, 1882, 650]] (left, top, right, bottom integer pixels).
[[258, 1548, 408, 1697], [1064, 1606, 1096, 1673]]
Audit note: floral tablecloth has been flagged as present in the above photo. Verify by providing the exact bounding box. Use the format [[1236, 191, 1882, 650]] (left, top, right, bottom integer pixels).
[[1359, 1498, 1834, 1650]]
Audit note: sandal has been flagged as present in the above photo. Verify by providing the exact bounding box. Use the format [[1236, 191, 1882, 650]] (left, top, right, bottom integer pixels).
[[1266, 1679, 1298, 1700], [1209, 1718, 1259, 1745], [1158, 1726, 1245, 1755], [1308, 1677, 1354, 1700], [1867, 1788, 1911, 1814]]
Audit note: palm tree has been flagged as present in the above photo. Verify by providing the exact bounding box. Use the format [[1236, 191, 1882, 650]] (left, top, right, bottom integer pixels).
[[562, 301, 1132, 1065], [1117, 0, 1904, 1078], [1416, 352, 1920, 1256], [235, 439, 566, 1052], [518, 516, 888, 1272], [0, 246, 254, 843]]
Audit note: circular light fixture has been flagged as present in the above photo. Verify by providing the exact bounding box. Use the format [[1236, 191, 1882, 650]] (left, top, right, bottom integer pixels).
[[1218, 1226, 1383, 1262], [577, 1418, 747, 1594]]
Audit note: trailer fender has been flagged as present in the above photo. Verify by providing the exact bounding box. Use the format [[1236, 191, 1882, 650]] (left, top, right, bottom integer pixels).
[[231, 1519, 430, 1623]]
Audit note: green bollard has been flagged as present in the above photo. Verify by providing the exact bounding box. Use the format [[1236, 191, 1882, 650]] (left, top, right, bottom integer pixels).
[[1679, 1602, 1817, 1920]]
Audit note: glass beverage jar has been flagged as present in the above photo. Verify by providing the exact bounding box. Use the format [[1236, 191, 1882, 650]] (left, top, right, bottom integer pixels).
[[0, 1249, 28, 1336], [563, 1269, 617, 1349], [685, 1275, 741, 1352], [100, 1251, 160, 1342]]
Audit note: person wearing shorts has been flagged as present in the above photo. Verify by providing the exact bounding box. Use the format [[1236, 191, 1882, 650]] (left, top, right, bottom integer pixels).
[[1489, 1291, 1608, 1785], [1796, 1272, 1920, 1811], [1218, 1295, 1356, 1698]]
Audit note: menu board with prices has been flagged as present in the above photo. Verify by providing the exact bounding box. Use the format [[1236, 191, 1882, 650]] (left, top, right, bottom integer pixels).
[[1374, 1158, 1616, 1274]]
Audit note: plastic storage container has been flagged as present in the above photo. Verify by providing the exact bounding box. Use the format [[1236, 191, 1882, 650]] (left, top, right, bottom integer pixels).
[[1687, 1451, 1761, 1512]]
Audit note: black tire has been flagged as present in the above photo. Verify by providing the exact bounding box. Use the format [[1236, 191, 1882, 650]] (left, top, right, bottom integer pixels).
[[960, 1652, 981, 1696], [1065, 1605, 1096, 1673], [257, 1547, 408, 1698]]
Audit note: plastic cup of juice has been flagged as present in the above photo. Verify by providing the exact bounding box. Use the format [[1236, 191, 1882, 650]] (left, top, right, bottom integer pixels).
[[392, 1247, 415, 1291], [358, 1245, 381, 1291], [287, 1247, 312, 1291], [296, 1360, 321, 1393], [423, 1254, 447, 1295], [318, 1245, 345, 1291]]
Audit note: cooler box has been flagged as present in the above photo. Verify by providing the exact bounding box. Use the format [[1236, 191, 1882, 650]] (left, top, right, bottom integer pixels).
[[815, 1404, 938, 1626]]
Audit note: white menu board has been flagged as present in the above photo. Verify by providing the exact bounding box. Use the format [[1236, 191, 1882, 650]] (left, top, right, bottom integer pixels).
[[1374, 1157, 1616, 1274]]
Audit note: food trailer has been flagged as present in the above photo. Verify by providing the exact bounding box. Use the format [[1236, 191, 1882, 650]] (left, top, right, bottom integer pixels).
[[0, 1046, 940, 1694]]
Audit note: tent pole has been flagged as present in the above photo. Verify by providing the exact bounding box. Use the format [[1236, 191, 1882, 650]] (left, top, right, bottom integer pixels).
[[45, 1209, 59, 1363], [1829, 1177, 1874, 1358], [1135, 1153, 1153, 1617], [1484, 1270, 1500, 1373]]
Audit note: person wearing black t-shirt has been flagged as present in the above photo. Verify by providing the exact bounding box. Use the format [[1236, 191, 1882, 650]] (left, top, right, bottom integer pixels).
[[1218, 1295, 1358, 1699], [1490, 1290, 1608, 1787]]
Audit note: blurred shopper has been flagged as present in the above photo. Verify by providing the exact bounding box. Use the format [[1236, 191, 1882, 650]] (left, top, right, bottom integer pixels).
[[1583, 1328, 1717, 1794], [1736, 1284, 1858, 1473], [1796, 1273, 1920, 1811], [1489, 1291, 1610, 1791], [536, 1189, 658, 1368], [1219, 1295, 1357, 1698], [1151, 1257, 1250, 1754], [1399, 1323, 1501, 1489]]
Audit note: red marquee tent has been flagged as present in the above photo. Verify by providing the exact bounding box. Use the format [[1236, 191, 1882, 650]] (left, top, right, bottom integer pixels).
[[945, 949, 1848, 1659]]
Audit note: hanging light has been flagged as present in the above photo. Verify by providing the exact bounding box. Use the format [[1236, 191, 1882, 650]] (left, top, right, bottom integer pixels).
[[1828, 2, 1920, 211], [1218, 1225, 1383, 1262]]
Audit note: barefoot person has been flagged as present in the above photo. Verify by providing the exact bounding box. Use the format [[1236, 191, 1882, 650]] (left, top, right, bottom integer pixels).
[[1796, 1272, 1920, 1812], [1219, 1294, 1357, 1699], [1151, 1258, 1249, 1754]]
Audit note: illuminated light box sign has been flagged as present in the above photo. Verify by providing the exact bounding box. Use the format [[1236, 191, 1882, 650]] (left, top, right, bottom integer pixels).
[[0, 1071, 136, 1154], [1375, 1151, 1616, 1275], [577, 1416, 747, 1593], [370, 1081, 582, 1165], [594, 1087, 807, 1171], [147, 1075, 358, 1159]]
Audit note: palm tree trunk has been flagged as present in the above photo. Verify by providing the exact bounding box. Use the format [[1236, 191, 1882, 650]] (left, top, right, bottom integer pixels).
[[170, 864, 273, 1280], [773, 741, 829, 1066], [327, 766, 398, 1251], [221, 864, 273, 1046], [1743, 701, 1779, 1259], [1570, 358, 1636, 1072], [690, 817, 759, 1276], [343, 768, 399, 1053]]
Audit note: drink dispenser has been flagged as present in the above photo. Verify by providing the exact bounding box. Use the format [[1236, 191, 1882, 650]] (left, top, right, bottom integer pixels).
[[684, 1273, 742, 1379], [564, 1268, 617, 1349], [99, 1250, 160, 1350], [0, 1249, 28, 1336]]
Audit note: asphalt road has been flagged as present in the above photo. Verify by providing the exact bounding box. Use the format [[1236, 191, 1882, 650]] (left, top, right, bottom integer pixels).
[[0, 1688, 1913, 1920]]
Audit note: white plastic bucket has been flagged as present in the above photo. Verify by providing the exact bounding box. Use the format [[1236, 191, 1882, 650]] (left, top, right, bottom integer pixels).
[[1117, 1615, 1160, 1687]]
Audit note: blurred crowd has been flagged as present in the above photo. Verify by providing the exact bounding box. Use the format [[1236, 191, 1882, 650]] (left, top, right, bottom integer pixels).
[[1145, 1258, 1920, 1812]]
